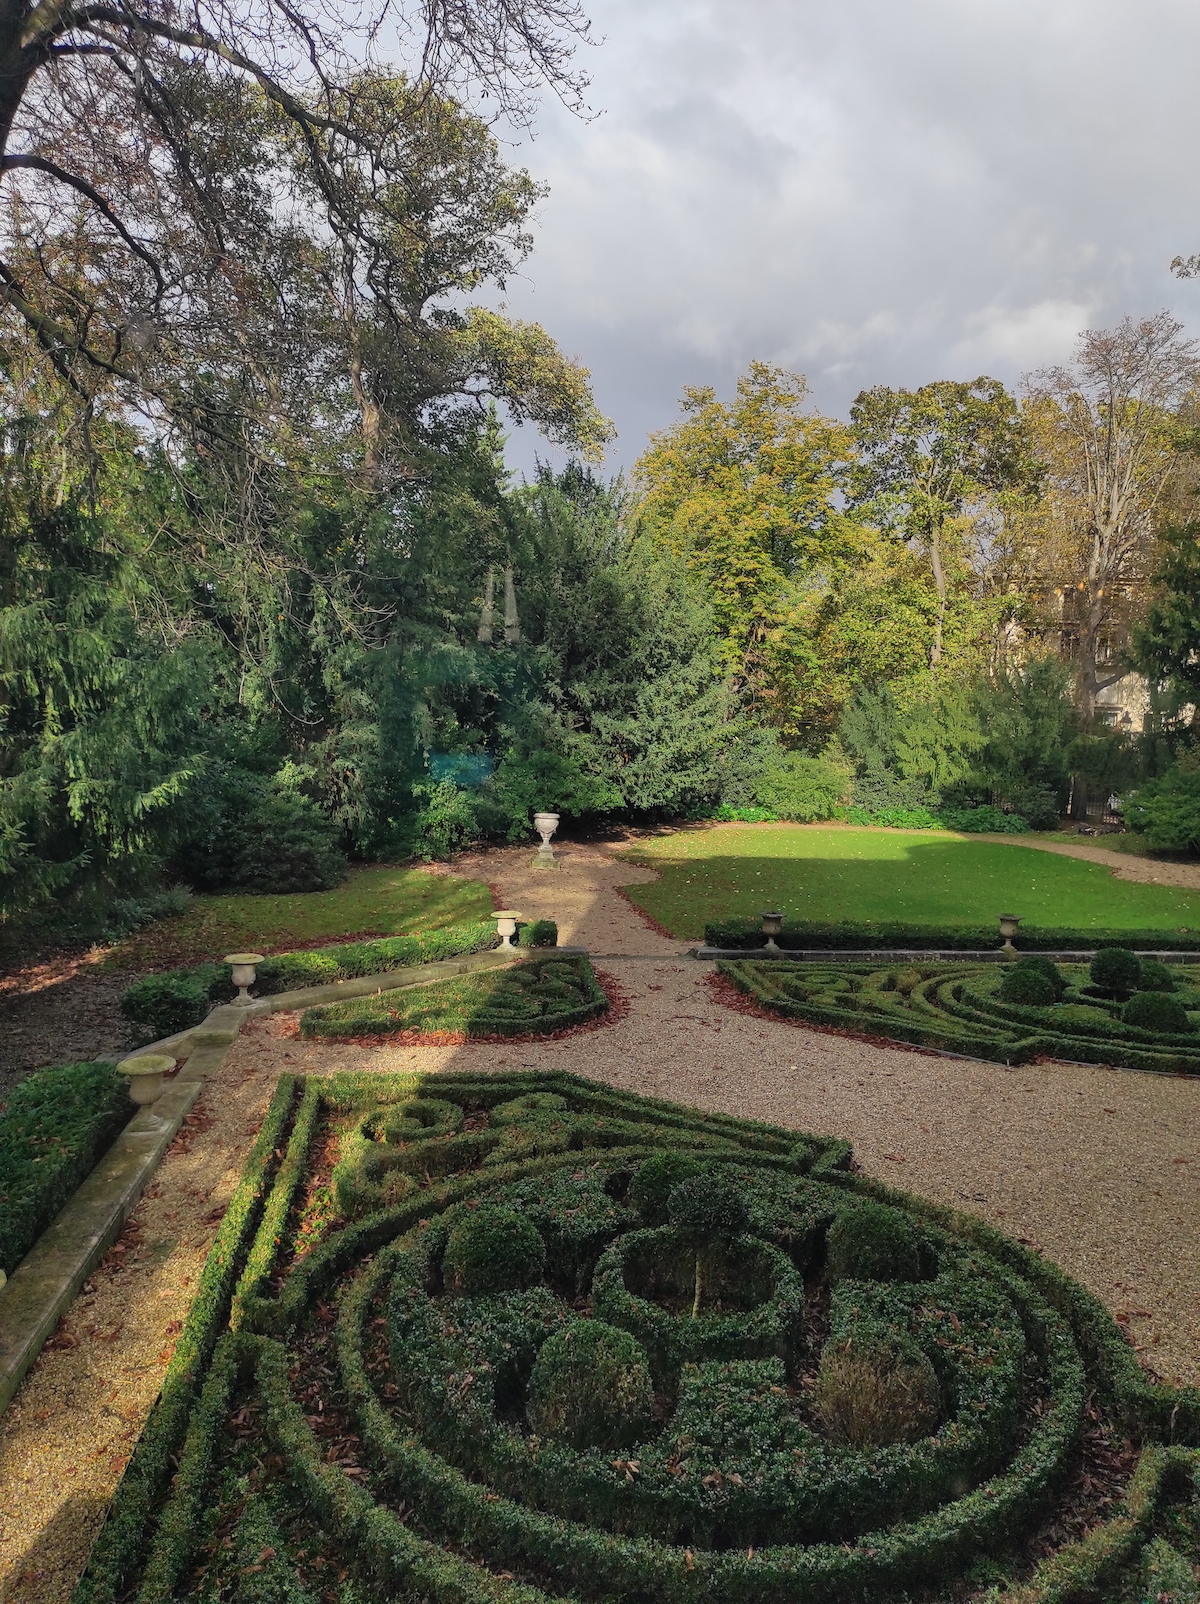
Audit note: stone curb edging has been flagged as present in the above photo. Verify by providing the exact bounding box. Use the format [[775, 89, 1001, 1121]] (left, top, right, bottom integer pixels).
[[696, 947, 1200, 964], [0, 945, 525, 1418]]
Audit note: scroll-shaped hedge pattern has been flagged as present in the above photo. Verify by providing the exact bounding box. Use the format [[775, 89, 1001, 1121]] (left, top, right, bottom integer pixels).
[[719, 958, 1200, 1073], [72, 1071, 1200, 1604], [299, 953, 608, 1040]]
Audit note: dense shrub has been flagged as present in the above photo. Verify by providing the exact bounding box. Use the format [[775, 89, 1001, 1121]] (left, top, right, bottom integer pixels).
[[443, 1207, 546, 1295], [1138, 959, 1177, 992], [826, 1202, 922, 1283], [120, 963, 228, 1043], [1090, 947, 1144, 999], [998, 965, 1056, 1006], [172, 763, 345, 893], [754, 750, 852, 822], [936, 805, 1030, 834], [1123, 765, 1200, 854], [518, 919, 558, 948], [526, 1319, 654, 1450], [629, 1153, 703, 1224], [1123, 992, 1193, 1033], [1009, 785, 1061, 830], [0, 1061, 130, 1274], [814, 1335, 942, 1447]]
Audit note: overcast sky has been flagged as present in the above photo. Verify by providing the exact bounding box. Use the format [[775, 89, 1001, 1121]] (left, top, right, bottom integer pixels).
[[478, 0, 1200, 476]]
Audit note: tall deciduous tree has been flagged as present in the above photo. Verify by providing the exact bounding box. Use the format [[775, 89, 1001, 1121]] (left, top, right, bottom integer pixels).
[[849, 377, 1037, 669], [1022, 313, 1200, 730], [631, 362, 859, 714]]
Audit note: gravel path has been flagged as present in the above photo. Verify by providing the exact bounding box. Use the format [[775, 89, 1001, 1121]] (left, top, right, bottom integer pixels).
[[2, 837, 1198, 1602]]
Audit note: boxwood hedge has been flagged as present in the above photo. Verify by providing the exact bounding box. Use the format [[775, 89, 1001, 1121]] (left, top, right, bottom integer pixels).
[[718, 956, 1200, 1073], [298, 954, 607, 1041], [705, 917, 1200, 953], [71, 1070, 1200, 1604], [118, 920, 499, 1042], [0, 1060, 131, 1275]]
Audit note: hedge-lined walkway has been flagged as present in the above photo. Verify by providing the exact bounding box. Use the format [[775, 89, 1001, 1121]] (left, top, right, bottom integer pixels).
[[2, 838, 1199, 1601]]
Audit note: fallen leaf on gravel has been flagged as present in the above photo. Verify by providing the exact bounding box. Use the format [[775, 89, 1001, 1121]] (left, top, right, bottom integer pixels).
[[882, 1153, 906, 1163]]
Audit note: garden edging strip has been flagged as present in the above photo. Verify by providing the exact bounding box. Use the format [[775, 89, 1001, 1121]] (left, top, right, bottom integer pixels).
[[0, 947, 524, 1417]]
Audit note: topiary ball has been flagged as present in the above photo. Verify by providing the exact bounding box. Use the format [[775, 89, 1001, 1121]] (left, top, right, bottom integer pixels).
[[814, 1334, 942, 1447], [629, 1153, 703, 1223], [1011, 954, 1065, 1000], [827, 1201, 921, 1283], [1137, 960, 1176, 993], [527, 1319, 654, 1450], [667, 1170, 750, 1247], [1122, 991, 1193, 1034], [1090, 947, 1143, 999], [443, 1207, 546, 1295], [998, 965, 1056, 1006]]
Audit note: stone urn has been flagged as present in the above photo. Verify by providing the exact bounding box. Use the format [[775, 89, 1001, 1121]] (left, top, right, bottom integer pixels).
[[760, 910, 784, 952], [119, 1054, 176, 1110], [998, 914, 1022, 958], [531, 810, 560, 870], [493, 911, 521, 949], [224, 952, 265, 1004]]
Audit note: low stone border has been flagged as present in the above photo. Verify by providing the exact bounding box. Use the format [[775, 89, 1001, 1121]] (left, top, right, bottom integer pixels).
[[0, 946, 522, 1416], [696, 946, 1200, 963]]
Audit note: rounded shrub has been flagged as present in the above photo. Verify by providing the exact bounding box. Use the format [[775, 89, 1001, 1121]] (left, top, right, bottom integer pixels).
[[1122, 991, 1193, 1034], [998, 965, 1056, 1006], [119, 964, 227, 1043], [526, 1319, 654, 1450], [443, 1207, 546, 1295], [814, 1334, 942, 1447], [518, 919, 559, 949], [667, 1170, 750, 1246], [1010, 954, 1065, 1000], [826, 1201, 921, 1283], [629, 1153, 703, 1223], [1137, 960, 1176, 993], [1090, 947, 1143, 999]]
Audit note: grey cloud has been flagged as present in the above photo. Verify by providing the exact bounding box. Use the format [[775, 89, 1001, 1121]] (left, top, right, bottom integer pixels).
[[473, 0, 1200, 472]]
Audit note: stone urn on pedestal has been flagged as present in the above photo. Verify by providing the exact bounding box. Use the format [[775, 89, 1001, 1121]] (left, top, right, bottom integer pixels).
[[998, 914, 1022, 958], [224, 953, 265, 1004], [760, 911, 785, 952], [493, 911, 521, 949], [531, 810, 560, 870], [119, 1054, 176, 1121]]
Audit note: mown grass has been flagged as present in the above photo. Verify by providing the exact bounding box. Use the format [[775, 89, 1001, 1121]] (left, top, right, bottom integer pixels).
[[107, 864, 495, 972], [621, 824, 1200, 940]]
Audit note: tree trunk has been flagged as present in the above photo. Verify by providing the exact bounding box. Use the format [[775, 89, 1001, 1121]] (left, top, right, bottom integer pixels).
[[928, 522, 947, 668], [349, 346, 383, 477], [692, 1251, 704, 1317]]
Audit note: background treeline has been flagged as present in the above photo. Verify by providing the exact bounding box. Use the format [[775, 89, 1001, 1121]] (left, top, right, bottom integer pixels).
[[5, 70, 1200, 943]]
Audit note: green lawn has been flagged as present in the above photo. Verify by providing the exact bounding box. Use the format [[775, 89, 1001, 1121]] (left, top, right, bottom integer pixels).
[[622, 824, 1200, 939], [108, 863, 495, 971]]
